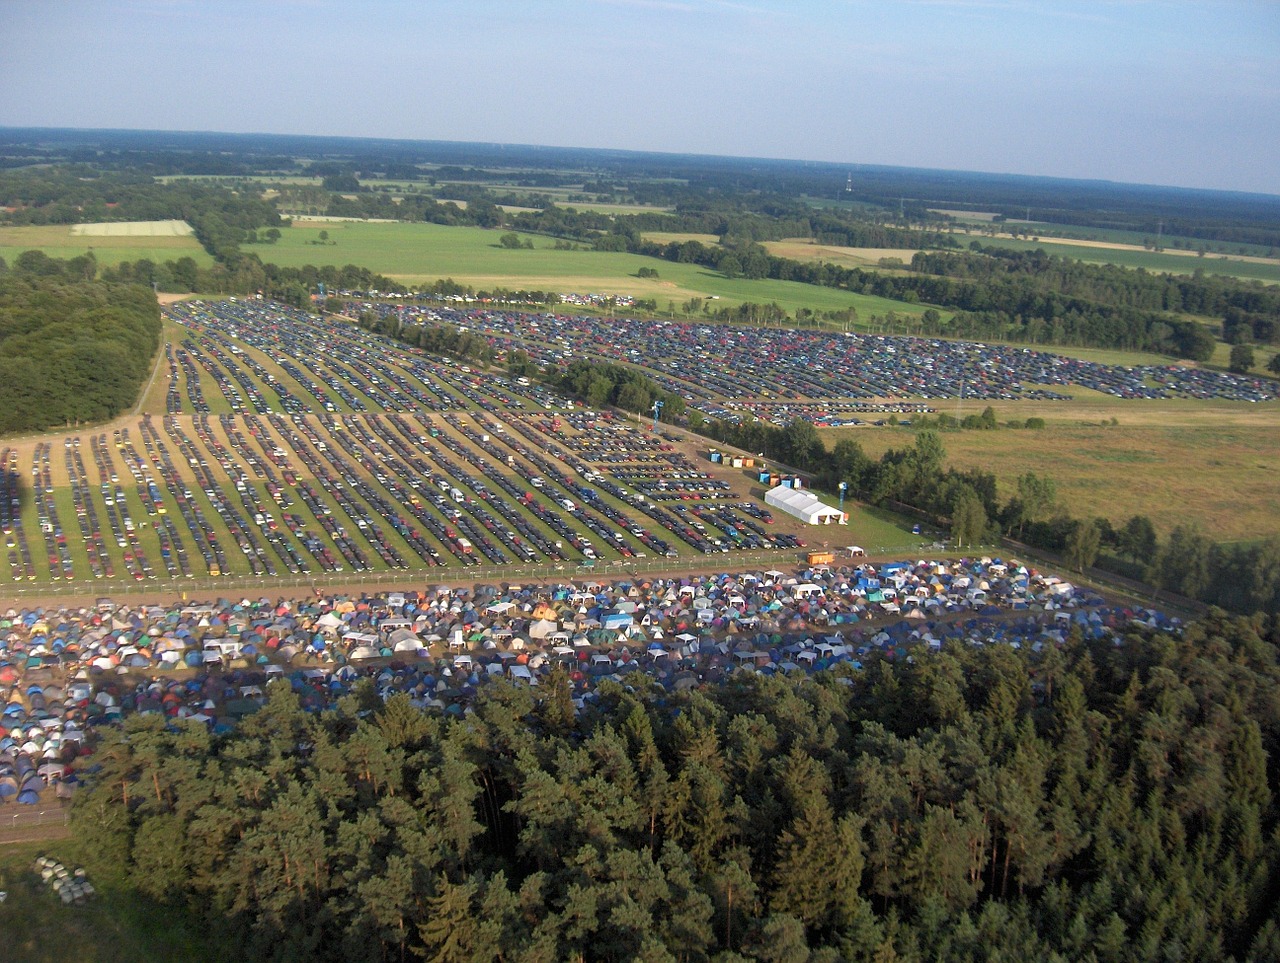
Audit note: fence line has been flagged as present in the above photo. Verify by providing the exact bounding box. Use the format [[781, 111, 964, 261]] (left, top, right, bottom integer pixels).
[[0, 806, 71, 836], [2, 544, 944, 603]]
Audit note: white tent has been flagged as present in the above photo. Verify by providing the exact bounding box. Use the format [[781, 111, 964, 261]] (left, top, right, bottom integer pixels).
[[764, 485, 847, 525], [528, 619, 558, 639]]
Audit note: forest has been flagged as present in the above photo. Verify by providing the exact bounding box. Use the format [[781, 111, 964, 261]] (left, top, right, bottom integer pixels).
[[73, 610, 1280, 962], [0, 265, 161, 432]]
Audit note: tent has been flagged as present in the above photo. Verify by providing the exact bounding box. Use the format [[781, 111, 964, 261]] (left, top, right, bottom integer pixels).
[[764, 485, 847, 525]]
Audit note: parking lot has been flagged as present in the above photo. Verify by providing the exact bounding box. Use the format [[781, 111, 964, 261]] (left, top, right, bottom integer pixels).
[[3, 300, 851, 588], [353, 302, 1280, 418]]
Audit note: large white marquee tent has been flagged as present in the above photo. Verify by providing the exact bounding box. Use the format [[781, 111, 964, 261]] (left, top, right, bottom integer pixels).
[[765, 485, 848, 525]]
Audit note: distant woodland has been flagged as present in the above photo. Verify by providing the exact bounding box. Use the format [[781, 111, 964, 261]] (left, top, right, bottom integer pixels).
[[2, 142, 1278, 359], [75, 611, 1280, 962]]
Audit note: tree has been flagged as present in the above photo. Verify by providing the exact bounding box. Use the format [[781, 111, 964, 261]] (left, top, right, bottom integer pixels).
[[1150, 524, 1213, 598], [1064, 520, 1101, 572], [1013, 472, 1056, 539], [717, 254, 743, 279], [779, 418, 822, 470], [1268, 353, 1280, 376], [1229, 344, 1255, 373], [1118, 515, 1157, 561], [952, 490, 987, 549], [499, 232, 522, 249]]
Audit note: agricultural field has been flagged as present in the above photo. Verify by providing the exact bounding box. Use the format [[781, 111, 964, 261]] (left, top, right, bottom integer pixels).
[[829, 397, 1280, 543], [0, 223, 211, 269], [266, 219, 939, 318], [760, 230, 1280, 284]]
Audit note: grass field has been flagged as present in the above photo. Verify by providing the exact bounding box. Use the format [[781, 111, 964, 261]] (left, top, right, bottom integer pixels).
[[943, 219, 1277, 257], [70, 220, 194, 237], [266, 219, 942, 318], [762, 240, 926, 271], [828, 397, 1280, 542], [0, 840, 228, 963], [0, 224, 211, 269]]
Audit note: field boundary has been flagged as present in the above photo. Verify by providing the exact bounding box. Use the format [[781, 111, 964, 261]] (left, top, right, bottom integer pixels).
[[0, 806, 71, 846]]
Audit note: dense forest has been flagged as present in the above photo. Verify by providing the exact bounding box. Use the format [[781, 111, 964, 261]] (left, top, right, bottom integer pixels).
[[74, 610, 1280, 962], [0, 265, 161, 432]]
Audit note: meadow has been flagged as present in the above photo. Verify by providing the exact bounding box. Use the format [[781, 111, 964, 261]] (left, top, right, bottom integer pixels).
[[0, 840, 227, 963], [266, 219, 940, 318], [0, 224, 212, 269], [829, 397, 1280, 543]]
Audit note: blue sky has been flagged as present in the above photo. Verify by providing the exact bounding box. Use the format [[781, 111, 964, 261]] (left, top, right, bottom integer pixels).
[[2, 0, 1278, 194]]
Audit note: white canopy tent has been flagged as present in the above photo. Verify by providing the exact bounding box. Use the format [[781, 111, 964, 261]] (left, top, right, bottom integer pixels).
[[764, 485, 847, 525]]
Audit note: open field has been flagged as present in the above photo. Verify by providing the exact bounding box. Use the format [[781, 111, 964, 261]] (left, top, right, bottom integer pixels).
[[0, 224, 211, 268], [69, 220, 194, 237], [267, 219, 942, 318], [641, 232, 722, 246], [0, 840, 227, 963], [763, 240, 926, 270], [828, 397, 1280, 542]]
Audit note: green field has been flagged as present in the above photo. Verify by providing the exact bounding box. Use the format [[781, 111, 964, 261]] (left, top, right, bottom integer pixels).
[[266, 219, 942, 318], [0, 840, 227, 963], [0, 225, 212, 269], [829, 397, 1280, 542]]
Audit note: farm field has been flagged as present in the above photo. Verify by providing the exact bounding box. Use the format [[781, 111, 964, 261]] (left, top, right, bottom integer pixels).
[[829, 397, 1280, 542], [762, 239, 926, 270], [266, 219, 941, 318], [762, 230, 1280, 284], [0, 224, 211, 269]]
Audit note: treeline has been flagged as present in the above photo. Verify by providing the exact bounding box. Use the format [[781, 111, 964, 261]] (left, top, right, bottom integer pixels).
[[550, 358, 687, 423], [101, 255, 404, 309], [705, 418, 1280, 616], [620, 237, 1217, 359], [356, 310, 498, 367], [914, 246, 1280, 346], [0, 169, 282, 262], [0, 266, 160, 432], [74, 609, 1280, 962]]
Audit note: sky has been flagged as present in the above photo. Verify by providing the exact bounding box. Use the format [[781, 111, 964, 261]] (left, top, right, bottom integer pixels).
[[2, 0, 1278, 195]]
